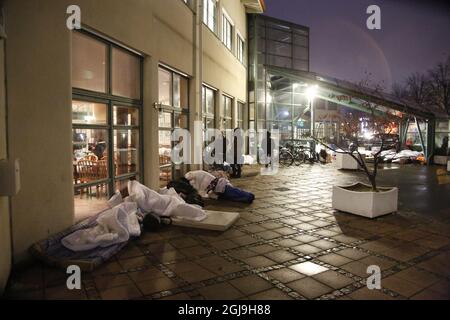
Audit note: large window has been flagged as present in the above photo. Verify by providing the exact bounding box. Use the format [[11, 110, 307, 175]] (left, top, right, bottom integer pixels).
[[72, 32, 107, 93], [222, 12, 233, 50], [203, 0, 217, 33], [72, 31, 142, 200], [202, 85, 216, 131], [158, 67, 189, 187], [221, 95, 233, 130], [237, 102, 245, 129], [237, 34, 245, 63]]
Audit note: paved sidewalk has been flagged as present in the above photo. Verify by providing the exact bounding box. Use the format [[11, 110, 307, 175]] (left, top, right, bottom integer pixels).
[[5, 165, 450, 300]]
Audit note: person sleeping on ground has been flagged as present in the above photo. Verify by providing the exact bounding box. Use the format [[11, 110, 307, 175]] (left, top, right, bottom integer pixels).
[[62, 180, 206, 252], [185, 170, 255, 204]]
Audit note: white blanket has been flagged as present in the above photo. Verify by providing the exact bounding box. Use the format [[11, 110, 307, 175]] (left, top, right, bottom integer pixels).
[[61, 202, 141, 252], [62, 181, 207, 252], [128, 180, 206, 222]]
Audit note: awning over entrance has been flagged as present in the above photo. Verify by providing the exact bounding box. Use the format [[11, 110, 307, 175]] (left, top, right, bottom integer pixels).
[[263, 66, 446, 160], [266, 66, 445, 120]]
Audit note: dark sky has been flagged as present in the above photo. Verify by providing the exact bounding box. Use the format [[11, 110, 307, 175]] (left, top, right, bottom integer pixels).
[[264, 0, 450, 91]]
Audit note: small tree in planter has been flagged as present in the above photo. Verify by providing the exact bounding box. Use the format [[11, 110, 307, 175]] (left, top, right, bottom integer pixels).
[[311, 77, 401, 218]]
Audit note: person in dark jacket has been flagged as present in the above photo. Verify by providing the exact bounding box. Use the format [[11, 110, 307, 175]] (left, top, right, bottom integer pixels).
[[261, 131, 274, 168], [231, 128, 243, 178]]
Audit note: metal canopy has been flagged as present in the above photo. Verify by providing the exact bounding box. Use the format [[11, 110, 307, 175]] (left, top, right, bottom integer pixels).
[[266, 65, 438, 120]]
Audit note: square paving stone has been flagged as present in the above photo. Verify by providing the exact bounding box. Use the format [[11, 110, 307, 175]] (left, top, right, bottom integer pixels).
[[136, 276, 178, 296], [244, 256, 278, 268], [100, 284, 142, 300], [294, 234, 320, 243], [359, 256, 396, 271], [256, 230, 282, 240], [264, 250, 299, 263], [337, 248, 370, 260], [317, 253, 353, 267], [248, 288, 293, 300], [249, 244, 278, 254], [382, 275, 425, 297], [293, 244, 322, 255], [276, 239, 302, 247], [289, 262, 328, 276], [348, 288, 396, 300], [340, 261, 369, 278], [310, 240, 339, 250], [394, 267, 439, 287], [94, 274, 133, 290], [312, 270, 354, 289], [287, 277, 333, 299], [230, 275, 273, 296], [198, 283, 244, 300], [266, 268, 305, 283], [128, 267, 166, 282]]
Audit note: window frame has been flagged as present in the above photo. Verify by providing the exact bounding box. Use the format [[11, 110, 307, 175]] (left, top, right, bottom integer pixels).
[[221, 94, 233, 130], [221, 9, 234, 51], [203, 0, 217, 33], [71, 30, 144, 197], [236, 32, 245, 64], [158, 66, 190, 187]]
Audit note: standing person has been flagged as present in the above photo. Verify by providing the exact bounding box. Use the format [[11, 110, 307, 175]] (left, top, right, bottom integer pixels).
[[231, 128, 243, 178], [261, 130, 274, 168]]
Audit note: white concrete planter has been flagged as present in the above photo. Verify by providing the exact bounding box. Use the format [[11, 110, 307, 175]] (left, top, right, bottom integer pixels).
[[447, 161, 450, 172], [434, 155, 450, 165], [335, 153, 364, 170], [332, 183, 398, 219]]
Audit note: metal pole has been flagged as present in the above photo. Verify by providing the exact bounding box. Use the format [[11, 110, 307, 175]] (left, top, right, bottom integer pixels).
[[310, 99, 315, 137], [310, 98, 315, 151]]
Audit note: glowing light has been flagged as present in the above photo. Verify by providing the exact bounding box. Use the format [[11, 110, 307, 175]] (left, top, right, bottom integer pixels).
[[306, 85, 318, 101], [363, 132, 374, 140]]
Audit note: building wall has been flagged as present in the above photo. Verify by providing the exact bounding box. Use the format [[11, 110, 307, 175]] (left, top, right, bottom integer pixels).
[[202, 0, 247, 101], [4, 0, 250, 263], [0, 36, 11, 293]]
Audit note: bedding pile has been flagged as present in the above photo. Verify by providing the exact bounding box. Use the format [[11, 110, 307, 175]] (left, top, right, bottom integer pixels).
[[185, 170, 255, 204], [60, 180, 206, 253]]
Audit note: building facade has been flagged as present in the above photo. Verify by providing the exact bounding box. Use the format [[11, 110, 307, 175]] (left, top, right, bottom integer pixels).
[[0, 0, 264, 292]]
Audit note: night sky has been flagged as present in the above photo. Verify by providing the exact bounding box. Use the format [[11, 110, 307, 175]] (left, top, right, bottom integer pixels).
[[264, 0, 450, 92]]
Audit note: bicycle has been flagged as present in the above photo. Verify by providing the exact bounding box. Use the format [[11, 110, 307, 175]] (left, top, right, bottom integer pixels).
[[286, 141, 308, 165], [278, 146, 294, 167]]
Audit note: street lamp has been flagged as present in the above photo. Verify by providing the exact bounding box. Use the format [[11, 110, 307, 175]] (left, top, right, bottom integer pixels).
[[306, 85, 318, 101]]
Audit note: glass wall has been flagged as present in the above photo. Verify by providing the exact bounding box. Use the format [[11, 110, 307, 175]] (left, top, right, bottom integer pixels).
[[248, 14, 310, 137], [435, 119, 450, 155], [262, 71, 310, 144], [250, 14, 309, 73], [406, 120, 428, 152], [72, 31, 142, 199], [158, 66, 189, 187]]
